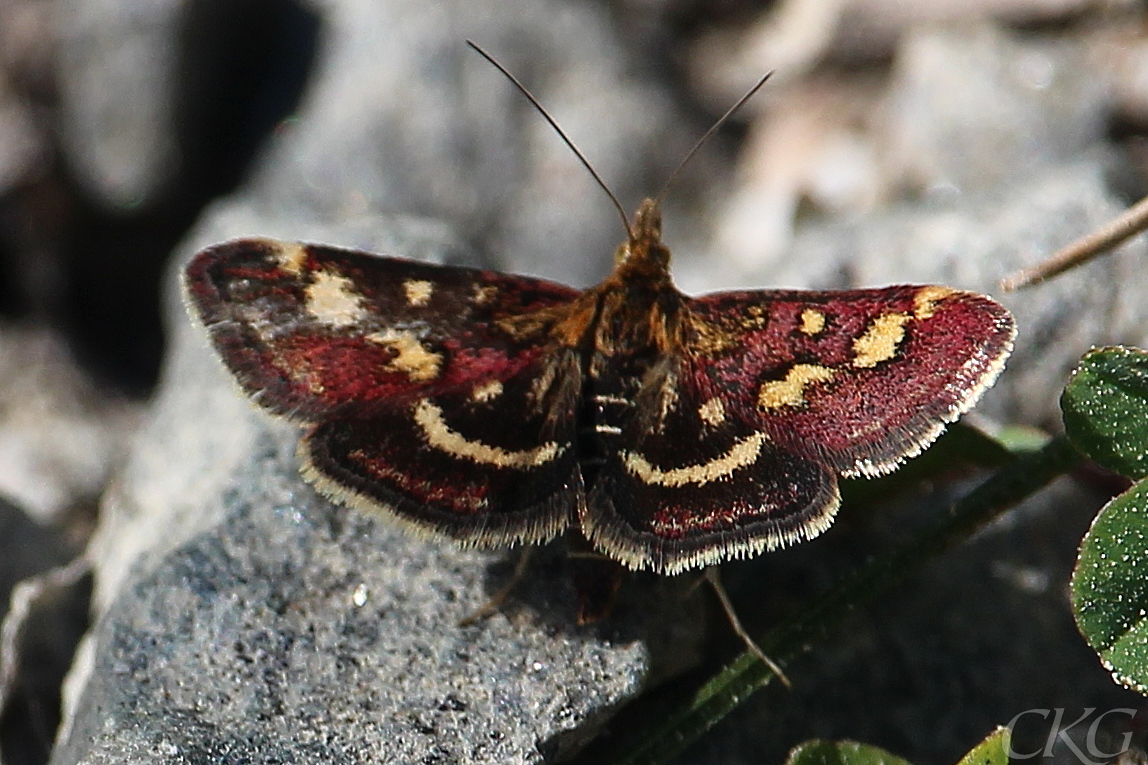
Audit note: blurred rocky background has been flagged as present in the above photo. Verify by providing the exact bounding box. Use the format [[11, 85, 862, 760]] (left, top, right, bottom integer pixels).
[[3, 0, 1148, 763]]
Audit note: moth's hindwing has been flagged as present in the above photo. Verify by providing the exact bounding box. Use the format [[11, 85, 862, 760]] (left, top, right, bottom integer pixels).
[[582, 358, 840, 575], [301, 351, 584, 547]]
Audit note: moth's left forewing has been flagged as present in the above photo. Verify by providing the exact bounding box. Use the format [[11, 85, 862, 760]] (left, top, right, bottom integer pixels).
[[184, 238, 581, 421], [581, 284, 1012, 575], [686, 285, 1016, 477]]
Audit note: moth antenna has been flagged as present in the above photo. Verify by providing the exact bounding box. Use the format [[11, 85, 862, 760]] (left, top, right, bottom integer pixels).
[[467, 40, 633, 240], [654, 71, 774, 207]]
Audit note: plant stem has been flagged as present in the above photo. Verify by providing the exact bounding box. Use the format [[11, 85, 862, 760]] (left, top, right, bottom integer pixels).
[[606, 434, 1082, 765]]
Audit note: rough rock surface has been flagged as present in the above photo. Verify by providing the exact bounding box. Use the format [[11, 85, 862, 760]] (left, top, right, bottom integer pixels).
[[59, 410, 698, 764]]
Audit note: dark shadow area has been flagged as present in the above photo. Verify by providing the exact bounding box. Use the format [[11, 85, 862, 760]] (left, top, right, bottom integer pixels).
[[0, 497, 93, 765], [3, 0, 322, 395]]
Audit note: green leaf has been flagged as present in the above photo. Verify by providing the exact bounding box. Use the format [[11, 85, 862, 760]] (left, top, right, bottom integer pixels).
[[955, 727, 1011, 765], [785, 740, 913, 765], [1062, 346, 1148, 478], [783, 728, 1010, 765], [1072, 477, 1148, 694], [991, 425, 1051, 455]]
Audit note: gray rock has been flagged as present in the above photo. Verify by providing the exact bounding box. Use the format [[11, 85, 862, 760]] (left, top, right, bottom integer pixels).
[[55, 0, 185, 208], [0, 324, 141, 524], [881, 25, 1109, 197], [59, 422, 698, 764]]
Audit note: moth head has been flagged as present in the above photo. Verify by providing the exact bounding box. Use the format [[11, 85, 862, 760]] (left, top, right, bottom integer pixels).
[[632, 198, 662, 242], [615, 198, 670, 276]]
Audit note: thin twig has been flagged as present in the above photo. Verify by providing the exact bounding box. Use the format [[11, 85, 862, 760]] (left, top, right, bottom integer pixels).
[[1001, 194, 1148, 291]]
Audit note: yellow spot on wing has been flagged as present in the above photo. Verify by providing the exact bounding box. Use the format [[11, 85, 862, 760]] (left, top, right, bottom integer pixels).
[[622, 432, 766, 487], [414, 399, 561, 467], [852, 312, 910, 368], [403, 279, 433, 306], [367, 329, 442, 381], [474, 285, 497, 305], [276, 242, 308, 275], [913, 286, 955, 319], [758, 364, 835, 410], [799, 308, 826, 335], [305, 270, 366, 327], [471, 379, 503, 403], [688, 315, 739, 355], [699, 397, 725, 426]]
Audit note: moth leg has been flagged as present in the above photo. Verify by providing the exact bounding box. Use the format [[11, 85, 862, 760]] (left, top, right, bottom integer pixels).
[[705, 568, 792, 689], [458, 547, 536, 627], [564, 541, 626, 625]]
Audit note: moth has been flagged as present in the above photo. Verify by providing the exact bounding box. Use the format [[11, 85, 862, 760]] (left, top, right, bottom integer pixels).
[[185, 196, 1015, 577]]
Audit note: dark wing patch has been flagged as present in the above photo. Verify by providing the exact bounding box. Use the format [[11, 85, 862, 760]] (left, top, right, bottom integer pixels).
[[580, 358, 839, 575], [302, 351, 584, 547]]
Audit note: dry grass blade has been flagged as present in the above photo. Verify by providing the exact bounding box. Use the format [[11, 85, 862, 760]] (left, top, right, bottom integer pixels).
[[1001, 194, 1148, 291]]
